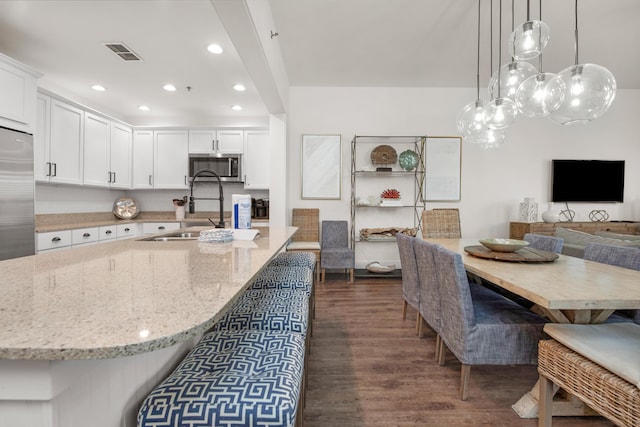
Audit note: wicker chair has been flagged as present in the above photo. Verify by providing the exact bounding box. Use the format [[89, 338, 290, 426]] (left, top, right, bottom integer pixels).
[[286, 208, 321, 281], [523, 233, 564, 253], [421, 209, 461, 239]]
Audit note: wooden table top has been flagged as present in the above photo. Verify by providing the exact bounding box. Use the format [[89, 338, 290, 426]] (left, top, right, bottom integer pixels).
[[427, 238, 640, 324]]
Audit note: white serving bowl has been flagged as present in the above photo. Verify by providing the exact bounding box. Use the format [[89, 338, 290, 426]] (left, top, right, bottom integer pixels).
[[479, 238, 529, 253]]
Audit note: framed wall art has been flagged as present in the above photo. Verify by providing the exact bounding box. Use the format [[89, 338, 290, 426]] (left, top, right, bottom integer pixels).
[[424, 136, 462, 201], [301, 134, 341, 199]]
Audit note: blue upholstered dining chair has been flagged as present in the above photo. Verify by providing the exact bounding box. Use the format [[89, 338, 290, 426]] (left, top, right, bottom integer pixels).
[[320, 220, 355, 282], [523, 233, 564, 254], [584, 243, 640, 324], [432, 244, 547, 400], [396, 233, 421, 335], [413, 238, 442, 357]]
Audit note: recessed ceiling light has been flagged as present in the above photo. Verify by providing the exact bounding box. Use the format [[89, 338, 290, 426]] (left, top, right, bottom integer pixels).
[[163, 84, 176, 92], [231, 105, 242, 111], [138, 105, 150, 111], [207, 44, 223, 54], [233, 84, 246, 92], [92, 85, 106, 91]]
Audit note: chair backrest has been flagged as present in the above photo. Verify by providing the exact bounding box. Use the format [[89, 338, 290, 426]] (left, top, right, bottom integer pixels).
[[291, 208, 319, 242], [523, 233, 564, 253], [413, 238, 441, 333], [396, 233, 419, 309], [432, 245, 475, 354], [321, 220, 349, 249], [584, 243, 640, 271], [421, 209, 461, 239]]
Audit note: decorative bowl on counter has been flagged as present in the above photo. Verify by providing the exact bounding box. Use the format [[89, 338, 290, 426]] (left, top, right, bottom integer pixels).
[[112, 197, 140, 219], [479, 238, 529, 253]]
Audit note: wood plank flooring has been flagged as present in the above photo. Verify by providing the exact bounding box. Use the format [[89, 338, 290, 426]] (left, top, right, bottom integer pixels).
[[304, 275, 614, 426]]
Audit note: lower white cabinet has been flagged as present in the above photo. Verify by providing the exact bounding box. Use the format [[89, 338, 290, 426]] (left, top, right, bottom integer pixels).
[[142, 222, 180, 235], [71, 227, 100, 246], [116, 223, 142, 240], [37, 230, 72, 252], [99, 225, 117, 241]]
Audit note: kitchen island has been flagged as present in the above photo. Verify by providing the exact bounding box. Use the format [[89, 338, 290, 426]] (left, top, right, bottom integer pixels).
[[0, 226, 295, 427]]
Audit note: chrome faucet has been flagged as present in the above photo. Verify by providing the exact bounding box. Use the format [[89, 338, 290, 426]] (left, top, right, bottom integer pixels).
[[189, 169, 225, 228]]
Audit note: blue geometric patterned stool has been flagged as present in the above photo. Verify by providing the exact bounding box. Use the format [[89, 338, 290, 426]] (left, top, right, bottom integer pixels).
[[213, 288, 309, 336], [269, 251, 316, 271], [138, 329, 305, 427]]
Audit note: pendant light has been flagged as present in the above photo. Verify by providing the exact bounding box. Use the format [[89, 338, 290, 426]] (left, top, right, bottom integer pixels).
[[486, 0, 518, 130], [544, 0, 616, 125], [488, 0, 537, 101], [509, 0, 550, 60], [457, 0, 490, 140], [515, 0, 555, 118]]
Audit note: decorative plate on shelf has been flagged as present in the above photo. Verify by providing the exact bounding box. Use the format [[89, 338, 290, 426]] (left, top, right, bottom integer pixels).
[[398, 149, 419, 171], [370, 145, 397, 165], [112, 197, 140, 219]]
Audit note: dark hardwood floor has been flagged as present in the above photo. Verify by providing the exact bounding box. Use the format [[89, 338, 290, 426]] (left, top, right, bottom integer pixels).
[[304, 275, 614, 427]]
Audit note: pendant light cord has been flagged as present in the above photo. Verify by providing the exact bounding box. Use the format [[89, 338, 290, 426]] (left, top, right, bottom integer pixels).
[[496, 0, 503, 98], [574, 0, 579, 65], [476, 0, 481, 101], [537, 0, 544, 71]]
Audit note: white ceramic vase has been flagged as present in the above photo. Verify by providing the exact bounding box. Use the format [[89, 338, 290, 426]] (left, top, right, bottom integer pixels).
[[541, 202, 559, 223]]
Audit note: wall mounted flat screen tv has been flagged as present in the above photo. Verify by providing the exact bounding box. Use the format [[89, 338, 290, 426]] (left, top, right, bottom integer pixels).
[[552, 160, 625, 203]]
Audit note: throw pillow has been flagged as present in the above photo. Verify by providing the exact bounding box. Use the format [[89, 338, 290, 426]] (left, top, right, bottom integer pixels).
[[594, 230, 640, 241], [555, 227, 640, 248]]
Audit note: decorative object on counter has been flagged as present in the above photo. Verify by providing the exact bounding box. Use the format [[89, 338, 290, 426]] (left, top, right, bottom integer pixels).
[[398, 149, 419, 171], [112, 197, 140, 219], [198, 229, 233, 243], [479, 238, 530, 253], [380, 188, 402, 206], [370, 145, 397, 171], [558, 204, 576, 222], [365, 261, 396, 274], [359, 226, 418, 241], [518, 197, 538, 222], [541, 202, 560, 223], [173, 197, 187, 221], [589, 210, 610, 222]]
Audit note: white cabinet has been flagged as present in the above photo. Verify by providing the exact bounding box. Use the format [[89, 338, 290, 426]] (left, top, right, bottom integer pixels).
[[243, 130, 270, 190], [99, 225, 117, 241], [188, 129, 243, 154], [153, 130, 189, 189], [37, 230, 72, 252], [83, 115, 132, 189], [142, 222, 180, 235], [132, 130, 154, 188], [48, 98, 84, 185], [116, 223, 141, 240], [71, 227, 100, 246], [34, 94, 51, 182], [0, 52, 39, 134]]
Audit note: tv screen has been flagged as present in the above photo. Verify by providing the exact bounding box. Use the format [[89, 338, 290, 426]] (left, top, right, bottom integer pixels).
[[552, 160, 625, 203]]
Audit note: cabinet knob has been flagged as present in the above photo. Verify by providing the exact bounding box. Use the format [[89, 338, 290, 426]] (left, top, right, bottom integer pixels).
[[83, 233, 91, 238]]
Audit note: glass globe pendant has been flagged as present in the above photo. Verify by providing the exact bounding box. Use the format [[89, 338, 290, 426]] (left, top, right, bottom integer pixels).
[[544, 64, 616, 125], [515, 72, 555, 118], [509, 20, 550, 60], [489, 61, 537, 101], [457, 99, 488, 137], [486, 97, 518, 130], [466, 126, 507, 149]]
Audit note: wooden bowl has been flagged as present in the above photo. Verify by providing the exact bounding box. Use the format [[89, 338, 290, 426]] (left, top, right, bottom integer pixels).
[[479, 238, 529, 253]]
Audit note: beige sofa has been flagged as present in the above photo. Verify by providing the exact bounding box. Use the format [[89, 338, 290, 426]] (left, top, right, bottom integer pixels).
[[554, 227, 640, 258]]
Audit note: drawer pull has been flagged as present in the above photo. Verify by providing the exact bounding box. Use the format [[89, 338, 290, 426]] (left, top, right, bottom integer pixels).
[[105, 230, 112, 235], [124, 227, 130, 232], [158, 226, 165, 230], [52, 237, 61, 242], [83, 233, 91, 238]]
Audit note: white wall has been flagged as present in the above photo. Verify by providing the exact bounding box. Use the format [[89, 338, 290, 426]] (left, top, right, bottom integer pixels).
[[286, 86, 640, 266]]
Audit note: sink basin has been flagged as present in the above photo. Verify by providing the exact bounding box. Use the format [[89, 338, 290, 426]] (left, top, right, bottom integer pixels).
[[138, 231, 200, 241]]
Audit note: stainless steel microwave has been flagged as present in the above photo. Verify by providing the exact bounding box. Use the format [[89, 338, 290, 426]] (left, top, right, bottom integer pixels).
[[189, 154, 242, 182]]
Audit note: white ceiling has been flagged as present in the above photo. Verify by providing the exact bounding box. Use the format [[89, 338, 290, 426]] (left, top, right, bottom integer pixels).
[[0, 0, 637, 127]]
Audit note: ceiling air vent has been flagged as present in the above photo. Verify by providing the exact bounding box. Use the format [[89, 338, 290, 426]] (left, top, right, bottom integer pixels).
[[104, 43, 142, 61]]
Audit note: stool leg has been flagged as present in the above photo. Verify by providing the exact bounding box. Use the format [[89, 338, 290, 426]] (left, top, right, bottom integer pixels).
[[538, 375, 554, 427]]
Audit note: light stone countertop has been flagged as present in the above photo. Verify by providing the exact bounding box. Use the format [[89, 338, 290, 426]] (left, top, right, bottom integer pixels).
[[0, 226, 295, 360]]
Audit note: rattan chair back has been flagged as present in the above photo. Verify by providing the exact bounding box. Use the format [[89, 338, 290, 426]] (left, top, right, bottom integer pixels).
[[421, 209, 461, 239]]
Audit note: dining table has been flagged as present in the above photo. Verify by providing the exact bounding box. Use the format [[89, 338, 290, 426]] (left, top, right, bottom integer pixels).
[[426, 238, 640, 418]]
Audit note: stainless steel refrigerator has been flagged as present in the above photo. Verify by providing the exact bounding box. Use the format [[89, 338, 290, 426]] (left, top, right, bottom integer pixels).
[[0, 125, 35, 260]]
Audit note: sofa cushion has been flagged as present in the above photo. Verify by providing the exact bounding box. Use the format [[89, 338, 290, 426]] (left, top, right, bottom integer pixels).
[[544, 323, 640, 389], [594, 230, 640, 241], [555, 227, 640, 248]]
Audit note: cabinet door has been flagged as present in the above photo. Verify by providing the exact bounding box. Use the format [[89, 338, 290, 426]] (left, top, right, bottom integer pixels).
[[243, 130, 269, 189], [110, 122, 132, 189], [217, 129, 244, 153], [132, 130, 154, 188], [50, 99, 84, 185], [188, 129, 216, 153], [154, 130, 188, 189], [0, 56, 38, 133], [83, 112, 111, 187], [34, 94, 51, 182]]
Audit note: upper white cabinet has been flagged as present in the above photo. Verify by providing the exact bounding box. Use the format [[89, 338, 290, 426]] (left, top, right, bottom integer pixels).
[[37, 97, 84, 185], [109, 122, 132, 189], [0, 52, 40, 134], [243, 130, 270, 190], [83, 112, 110, 187], [133, 130, 188, 189], [188, 129, 243, 154]]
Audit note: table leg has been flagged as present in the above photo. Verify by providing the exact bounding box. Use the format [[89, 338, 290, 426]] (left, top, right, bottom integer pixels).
[[512, 379, 600, 418]]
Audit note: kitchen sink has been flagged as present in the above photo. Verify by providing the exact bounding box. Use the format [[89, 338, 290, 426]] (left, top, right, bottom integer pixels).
[[138, 232, 200, 241]]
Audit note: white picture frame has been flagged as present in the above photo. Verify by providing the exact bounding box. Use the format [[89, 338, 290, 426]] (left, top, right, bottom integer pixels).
[[424, 136, 462, 201], [301, 134, 341, 199]]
